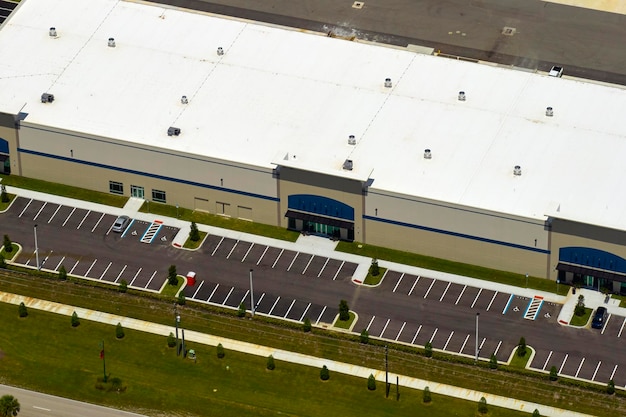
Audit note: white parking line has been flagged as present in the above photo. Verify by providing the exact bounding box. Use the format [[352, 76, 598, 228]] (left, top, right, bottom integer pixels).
[[460, 334, 470, 353], [129, 268, 142, 287], [601, 314, 611, 334], [48, 205, 61, 223], [315, 306, 327, 324], [240, 289, 250, 304], [62, 207, 76, 226], [284, 299, 296, 318], [41, 251, 52, 268], [192, 281, 204, 299], [479, 337, 486, 351], [610, 364, 618, 381], [332, 260, 345, 280], [287, 252, 299, 272], [54, 256, 65, 271], [268, 296, 281, 315], [255, 293, 265, 309], [99, 262, 112, 280], [411, 325, 422, 344], [619, 318, 626, 338], [543, 351, 553, 371], [591, 361, 602, 381], [379, 318, 390, 338], [223, 287, 235, 304], [256, 246, 269, 265], [115, 265, 127, 283], [443, 331, 454, 351], [241, 243, 254, 262], [366, 315, 376, 332], [91, 212, 105, 232], [300, 303, 312, 321], [77, 210, 90, 229], [18, 199, 33, 217], [559, 354, 569, 374], [84, 259, 97, 277], [33, 201, 47, 221], [317, 258, 330, 277], [207, 284, 220, 302], [455, 285, 467, 305], [423, 279, 436, 299], [302, 255, 314, 275], [226, 240, 239, 259], [494, 340, 502, 356], [428, 328, 438, 344], [408, 276, 420, 296], [575, 357, 585, 378], [271, 249, 284, 269], [395, 322, 406, 341], [486, 291, 498, 311], [471, 288, 483, 308], [211, 237, 224, 256], [439, 282, 451, 302], [392, 273, 404, 293], [145, 270, 157, 288], [69, 260, 80, 274]]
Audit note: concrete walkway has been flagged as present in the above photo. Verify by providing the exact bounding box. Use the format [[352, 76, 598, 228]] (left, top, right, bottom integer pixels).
[[0, 291, 595, 417]]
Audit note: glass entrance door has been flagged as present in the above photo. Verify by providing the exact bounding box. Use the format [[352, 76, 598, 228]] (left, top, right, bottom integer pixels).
[[130, 185, 144, 199]]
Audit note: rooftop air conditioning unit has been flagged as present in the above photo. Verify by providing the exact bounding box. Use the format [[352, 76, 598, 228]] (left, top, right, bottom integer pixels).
[[41, 93, 54, 103], [545, 107, 553, 117], [108, 37, 116, 47], [424, 149, 432, 159], [384, 78, 392, 88], [343, 159, 353, 171], [181, 96, 188, 104], [167, 127, 181, 136], [348, 135, 356, 145], [49, 27, 57, 37], [514, 165, 522, 176], [217, 47, 224, 56], [458, 91, 466, 101]]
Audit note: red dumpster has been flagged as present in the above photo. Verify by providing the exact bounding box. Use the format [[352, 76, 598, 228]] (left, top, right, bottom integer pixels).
[[186, 271, 196, 286]]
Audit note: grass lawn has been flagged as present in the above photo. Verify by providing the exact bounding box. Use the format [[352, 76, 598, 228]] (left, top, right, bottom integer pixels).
[[0, 192, 15, 211], [570, 308, 592, 326], [184, 231, 207, 250], [508, 349, 532, 369], [160, 276, 183, 297], [0, 174, 127, 207], [334, 312, 356, 330], [0, 302, 534, 417], [364, 267, 387, 285], [0, 243, 19, 261]]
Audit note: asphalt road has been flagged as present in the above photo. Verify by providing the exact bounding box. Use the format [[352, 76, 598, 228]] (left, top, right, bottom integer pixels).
[[0, 384, 147, 417], [148, 0, 626, 85], [3, 197, 626, 386]]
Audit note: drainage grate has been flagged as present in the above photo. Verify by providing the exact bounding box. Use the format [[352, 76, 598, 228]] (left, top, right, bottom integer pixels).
[[140, 220, 163, 244], [524, 296, 544, 320], [502, 27, 516, 36]]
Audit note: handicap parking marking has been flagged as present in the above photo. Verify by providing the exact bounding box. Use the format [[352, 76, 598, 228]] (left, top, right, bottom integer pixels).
[[502, 294, 514, 314]]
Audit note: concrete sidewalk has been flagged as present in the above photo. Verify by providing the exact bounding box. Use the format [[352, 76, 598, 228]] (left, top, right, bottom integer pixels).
[[0, 291, 596, 417]]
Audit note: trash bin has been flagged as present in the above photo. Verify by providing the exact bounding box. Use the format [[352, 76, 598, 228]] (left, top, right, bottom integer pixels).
[[186, 271, 196, 286]]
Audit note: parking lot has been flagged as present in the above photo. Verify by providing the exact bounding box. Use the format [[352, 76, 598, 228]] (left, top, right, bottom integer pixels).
[[0, 0, 17, 26]]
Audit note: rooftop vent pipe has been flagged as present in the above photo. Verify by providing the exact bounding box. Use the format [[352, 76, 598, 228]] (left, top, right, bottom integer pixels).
[[343, 159, 353, 171], [108, 38, 116, 47], [545, 107, 553, 117], [217, 47, 224, 56], [49, 27, 57, 37], [384, 78, 392, 88], [424, 149, 432, 159], [181, 96, 188, 104], [348, 135, 356, 145], [513, 165, 522, 176], [458, 91, 466, 101]]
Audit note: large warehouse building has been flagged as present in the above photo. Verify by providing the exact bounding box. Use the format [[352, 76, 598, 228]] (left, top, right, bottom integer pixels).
[[1, 0, 626, 291]]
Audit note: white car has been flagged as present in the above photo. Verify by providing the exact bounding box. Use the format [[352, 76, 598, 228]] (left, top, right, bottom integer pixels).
[[548, 66, 563, 77]]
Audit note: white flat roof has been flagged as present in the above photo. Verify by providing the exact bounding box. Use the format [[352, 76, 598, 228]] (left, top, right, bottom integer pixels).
[[2, 0, 626, 230]]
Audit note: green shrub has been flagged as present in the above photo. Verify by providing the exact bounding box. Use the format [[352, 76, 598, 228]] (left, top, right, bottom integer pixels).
[[71, 311, 80, 327], [116, 322, 125, 339], [119, 279, 128, 293], [338, 299, 349, 321], [177, 293, 186, 306], [217, 343, 225, 359], [367, 374, 376, 391], [58, 265, 67, 281], [237, 302, 246, 317], [167, 265, 178, 286], [303, 317, 311, 332], [189, 222, 200, 242], [489, 354, 498, 369], [532, 409, 541, 417], [360, 329, 369, 344], [0, 254, 5, 269], [423, 386, 431, 403], [424, 342, 433, 358], [477, 396, 488, 414], [266, 355, 275, 370], [18, 302, 28, 318], [574, 294, 586, 316], [0, 189, 9, 203], [167, 332, 176, 348], [3, 235, 12, 253], [517, 337, 527, 357], [549, 366, 558, 381], [607, 379, 615, 395], [320, 365, 330, 381], [369, 258, 379, 276]]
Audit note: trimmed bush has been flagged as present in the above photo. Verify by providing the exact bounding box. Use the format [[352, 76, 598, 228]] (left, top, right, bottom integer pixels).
[[549, 365, 558, 381], [119, 279, 128, 293], [477, 396, 488, 414], [360, 329, 369, 344], [532, 409, 541, 417], [71, 311, 80, 327], [217, 343, 225, 359], [517, 336, 527, 357], [116, 322, 125, 339], [3, 235, 12, 253], [338, 299, 350, 321], [423, 386, 431, 403], [237, 302, 246, 317], [58, 265, 67, 281], [303, 317, 312, 332], [167, 332, 176, 348], [0, 189, 9, 203], [489, 353, 498, 369], [0, 254, 5, 269], [607, 379, 615, 395], [177, 293, 186, 306], [167, 265, 178, 286], [266, 355, 275, 370], [367, 374, 376, 391], [369, 258, 379, 276], [424, 342, 433, 358], [574, 294, 586, 316], [320, 365, 330, 381], [18, 302, 28, 318], [189, 222, 200, 242]]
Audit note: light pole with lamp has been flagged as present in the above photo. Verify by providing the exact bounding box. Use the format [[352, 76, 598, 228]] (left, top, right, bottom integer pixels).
[[176, 204, 179, 218], [174, 305, 181, 356], [525, 273, 529, 288], [475, 312, 480, 364], [249, 269, 255, 317], [33, 224, 40, 270]]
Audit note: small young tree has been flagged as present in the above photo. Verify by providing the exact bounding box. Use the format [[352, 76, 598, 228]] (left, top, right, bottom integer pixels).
[[477, 396, 488, 414], [237, 302, 246, 317], [266, 355, 275, 370], [0, 254, 5, 269], [71, 311, 80, 327], [58, 265, 67, 281], [367, 374, 376, 391], [320, 365, 330, 381], [360, 329, 369, 344], [489, 353, 498, 369], [532, 409, 541, 417], [18, 302, 28, 318], [424, 342, 433, 358], [338, 299, 350, 321], [119, 279, 128, 293], [549, 366, 558, 381], [167, 265, 178, 286], [116, 322, 125, 339], [0, 188, 9, 203], [216, 343, 225, 359], [177, 293, 186, 306], [574, 294, 586, 316], [423, 386, 432, 403], [369, 258, 379, 276], [3, 235, 12, 253], [607, 379, 616, 395], [0, 394, 20, 417], [167, 332, 176, 348], [303, 317, 312, 332], [189, 222, 201, 242], [517, 336, 527, 357]]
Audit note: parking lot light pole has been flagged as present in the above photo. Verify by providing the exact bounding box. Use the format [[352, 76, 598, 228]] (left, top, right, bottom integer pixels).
[[249, 269, 255, 317], [176, 204, 179, 218], [525, 273, 529, 288], [475, 312, 480, 364], [33, 224, 40, 270]]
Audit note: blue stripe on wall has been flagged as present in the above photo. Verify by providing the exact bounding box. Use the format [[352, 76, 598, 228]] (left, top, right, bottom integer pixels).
[[363, 215, 550, 254], [559, 247, 626, 274], [18, 148, 279, 202]]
